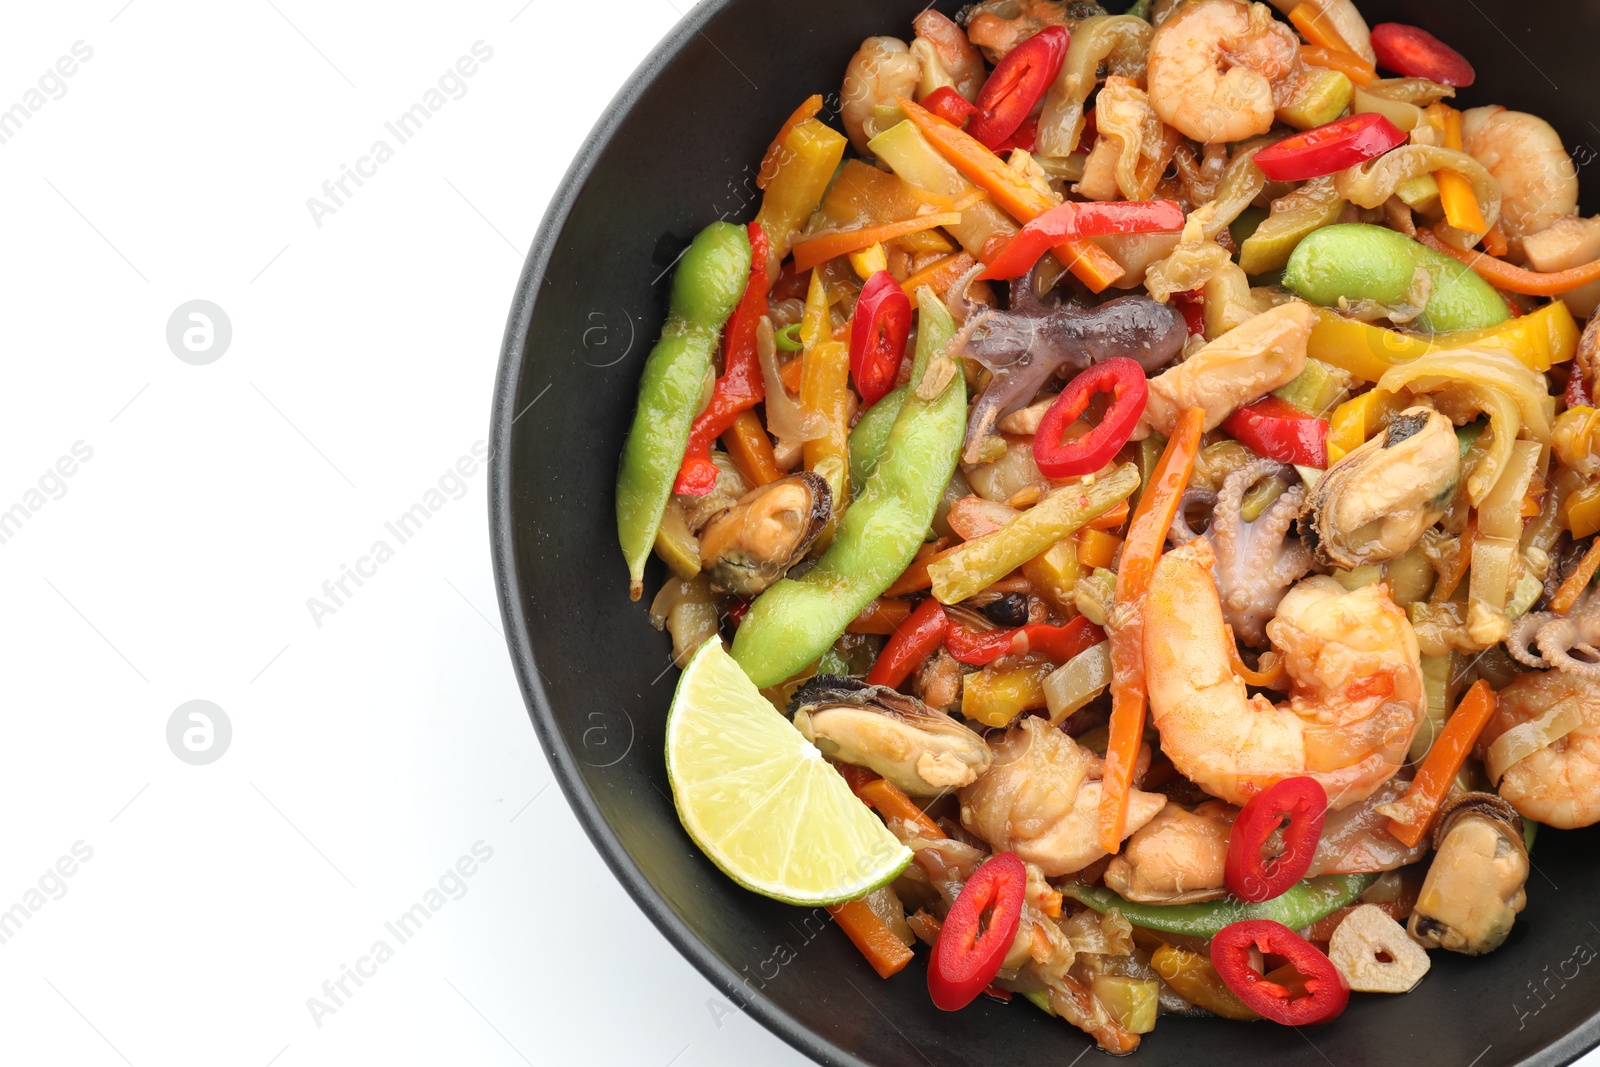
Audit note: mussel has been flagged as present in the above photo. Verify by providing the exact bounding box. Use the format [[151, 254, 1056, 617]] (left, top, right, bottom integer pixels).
[[1408, 791, 1528, 955], [697, 472, 831, 597], [790, 676, 991, 796]]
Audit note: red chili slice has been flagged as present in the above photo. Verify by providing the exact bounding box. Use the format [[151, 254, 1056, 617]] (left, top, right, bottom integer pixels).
[[1221, 397, 1330, 469], [979, 199, 1186, 281], [1170, 289, 1206, 336], [1211, 920, 1349, 1025], [965, 26, 1070, 150], [920, 86, 977, 127], [1224, 776, 1328, 902], [865, 597, 947, 688], [849, 270, 913, 408], [928, 852, 1026, 1011], [944, 616, 1103, 667], [1371, 23, 1476, 87], [1253, 112, 1408, 182], [1032, 357, 1148, 478]]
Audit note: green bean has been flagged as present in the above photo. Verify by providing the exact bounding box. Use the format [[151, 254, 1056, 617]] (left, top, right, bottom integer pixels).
[[1283, 223, 1508, 333], [846, 385, 906, 498], [615, 222, 752, 599], [1062, 874, 1376, 940], [732, 290, 965, 688]]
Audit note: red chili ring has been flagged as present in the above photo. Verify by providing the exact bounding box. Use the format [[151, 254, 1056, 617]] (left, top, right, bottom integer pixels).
[[1253, 112, 1408, 182], [1371, 23, 1476, 88], [1223, 776, 1328, 903], [849, 270, 913, 409], [927, 852, 1026, 1011], [1032, 357, 1149, 479], [1211, 919, 1349, 1026]]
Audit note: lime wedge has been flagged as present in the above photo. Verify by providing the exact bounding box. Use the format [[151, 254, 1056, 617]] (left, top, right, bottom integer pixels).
[[665, 638, 913, 906]]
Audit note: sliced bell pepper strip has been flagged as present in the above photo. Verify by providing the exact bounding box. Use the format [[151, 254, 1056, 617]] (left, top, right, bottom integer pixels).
[[945, 615, 1103, 667], [792, 213, 965, 274], [920, 86, 976, 127], [1371, 22, 1476, 87], [1225, 777, 1329, 902], [896, 95, 1124, 292], [1288, 2, 1358, 55], [755, 118, 848, 275], [1099, 407, 1204, 854], [1384, 679, 1497, 847], [1033, 358, 1150, 477], [802, 338, 853, 514], [928, 852, 1027, 1010], [1307, 300, 1579, 381], [1221, 397, 1330, 468], [1426, 104, 1488, 235], [757, 95, 825, 189], [865, 596, 948, 688], [849, 271, 914, 408], [1151, 945, 1260, 1021], [721, 408, 781, 487], [965, 27, 1069, 149], [1211, 920, 1348, 1026], [1483, 219, 1510, 258], [1062, 874, 1376, 939], [847, 597, 914, 635], [827, 897, 914, 979], [978, 201, 1186, 281], [674, 222, 772, 495], [1299, 45, 1375, 87], [883, 538, 955, 597], [1252, 112, 1407, 182], [1418, 228, 1600, 296]]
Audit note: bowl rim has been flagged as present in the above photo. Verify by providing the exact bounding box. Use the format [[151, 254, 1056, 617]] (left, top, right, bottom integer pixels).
[[488, 3, 1600, 1065]]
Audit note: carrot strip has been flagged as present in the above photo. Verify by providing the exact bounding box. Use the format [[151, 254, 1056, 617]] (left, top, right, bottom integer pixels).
[[1298, 45, 1375, 86], [856, 778, 945, 840], [896, 95, 1124, 293], [1098, 407, 1205, 853], [1429, 519, 1475, 603], [1551, 535, 1600, 614], [826, 898, 915, 978], [1385, 679, 1498, 847], [1226, 636, 1286, 688], [1483, 220, 1510, 258], [1426, 105, 1488, 235], [779, 353, 805, 394], [847, 597, 914, 635], [1418, 228, 1600, 296], [1289, 3, 1357, 54], [1086, 500, 1131, 531], [792, 213, 964, 274], [757, 95, 824, 190], [900, 252, 977, 307], [883, 539, 955, 597], [721, 409, 781, 486]]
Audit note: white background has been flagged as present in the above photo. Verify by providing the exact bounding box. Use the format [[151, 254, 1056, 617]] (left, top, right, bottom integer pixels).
[[0, 1, 812, 1064]]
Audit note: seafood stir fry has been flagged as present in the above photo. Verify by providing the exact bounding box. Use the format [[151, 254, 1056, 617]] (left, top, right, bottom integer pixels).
[[615, 0, 1600, 1050]]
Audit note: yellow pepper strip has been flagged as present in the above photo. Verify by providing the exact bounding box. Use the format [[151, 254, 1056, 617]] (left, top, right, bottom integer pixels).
[[1076, 528, 1123, 570], [754, 118, 848, 276], [1426, 104, 1489, 235], [1565, 481, 1600, 538], [1150, 945, 1259, 1021], [1307, 301, 1578, 382], [848, 242, 890, 280], [801, 268, 831, 349], [1022, 539, 1081, 616], [962, 659, 1056, 728], [1326, 389, 1405, 463], [757, 95, 824, 190], [722, 409, 781, 487], [928, 465, 1140, 605], [895, 95, 1125, 292], [1299, 44, 1375, 87], [801, 339, 852, 520]]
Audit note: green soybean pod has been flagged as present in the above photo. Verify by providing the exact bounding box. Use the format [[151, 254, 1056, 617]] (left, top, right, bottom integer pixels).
[[1283, 223, 1509, 333], [615, 221, 752, 599], [733, 290, 965, 688], [846, 384, 907, 498]]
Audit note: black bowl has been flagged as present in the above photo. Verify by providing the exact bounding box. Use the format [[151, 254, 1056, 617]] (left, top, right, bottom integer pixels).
[[491, 2, 1600, 1063]]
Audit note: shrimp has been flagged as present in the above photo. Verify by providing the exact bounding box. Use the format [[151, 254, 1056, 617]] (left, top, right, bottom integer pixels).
[[1462, 106, 1578, 241], [959, 715, 1166, 877], [1142, 539, 1426, 809], [1146, 0, 1302, 144], [911, 10, 986, 102], [1103, 801, 1235, 903], [840, 37, 922, 154], [1483, 670, 1600, 830]]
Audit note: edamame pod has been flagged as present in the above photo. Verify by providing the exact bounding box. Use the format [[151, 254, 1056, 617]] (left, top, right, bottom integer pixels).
[[1062, 874, 1376, 939], [846, 385, 907, 497], [1283, 223, 1509, 333], [733, 291, 965, 688], [616, 222, 753, 599]]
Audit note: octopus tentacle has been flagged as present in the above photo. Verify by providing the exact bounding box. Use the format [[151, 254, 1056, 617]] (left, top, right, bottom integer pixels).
[[1169, 487, 1217, 545], [1205, 458, 1317, 647], [1507, 589, 1600, 677]]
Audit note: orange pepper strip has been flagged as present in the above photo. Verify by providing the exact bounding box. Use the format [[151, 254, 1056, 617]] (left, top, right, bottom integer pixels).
[[1288, 3, 1357, 54], [856, 778, 945, 840], [896, 96, 1124, 293], [1483, 220, 1510, 258], [757, 95, 824, 190], [779, 353, 805, 394], [1551, 535, 1600, 614], [1430, 519, 1475, 603], [883, 539, 956, 597], [1385, 679, 1498, 848], [847, 597, 914, 635], [1426, 105, 1489, 235], [1297, 45, 1375, 86], [1419, 227, 1600, 297], [826, 898, 915, 978], [1098, 407, 1205, 853], [791, 213, 964, 274], [1076, 528, 1122, 570], [721, 409, 781, 487], [900, 252, 977, 307], [1086, 500, 1131, 531]]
